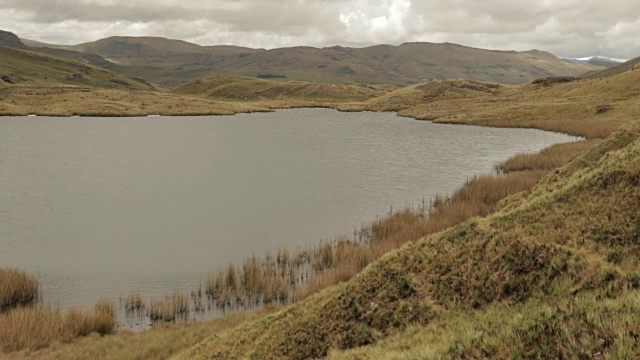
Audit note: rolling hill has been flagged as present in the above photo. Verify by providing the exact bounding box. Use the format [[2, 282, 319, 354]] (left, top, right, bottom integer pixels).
[[582, 55, 640, 79], [22, 35, 602, 87], [171, 76, 397, 103], [0, 45, 156, 91]]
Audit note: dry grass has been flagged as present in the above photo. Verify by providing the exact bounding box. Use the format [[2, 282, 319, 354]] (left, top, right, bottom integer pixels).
[[123, 292, 145, 313], [0, 307, 278, 360], [335, 70, 640, 140], [0, 300, 115, 352], [0, 269, 38, 310], [0, 85, 268, 116], [148, 294, 189, 323], [497, 139, 601, 173], [173, 124, 640, 360], [295, 169, 551, 301], [201, 139, 590, 307]]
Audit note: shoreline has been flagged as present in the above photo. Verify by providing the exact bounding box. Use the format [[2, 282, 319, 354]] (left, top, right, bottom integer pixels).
[[1, 107, 587, 334]]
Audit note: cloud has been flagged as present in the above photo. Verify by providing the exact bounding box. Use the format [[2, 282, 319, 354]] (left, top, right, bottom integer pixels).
[[0, 0, 638, 59]]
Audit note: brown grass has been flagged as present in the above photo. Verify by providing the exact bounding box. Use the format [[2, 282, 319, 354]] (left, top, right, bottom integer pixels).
[[0, 269, 38, 310], [148, 294, 189, 323], [294, 169, 551, 300], [123, 292, 145, 313], [497, 139, 601, 173], [0, 300, 115, 352], [198, 138, 592, 306]]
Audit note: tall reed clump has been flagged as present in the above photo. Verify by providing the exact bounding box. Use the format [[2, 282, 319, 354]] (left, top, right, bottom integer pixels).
[[0, 268, 38, 310], [148, 293, 189, 323], [0, 300, 115, 352], [124, 292, 145, 313]]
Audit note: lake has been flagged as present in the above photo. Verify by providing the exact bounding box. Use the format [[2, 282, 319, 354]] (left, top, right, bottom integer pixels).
[[0, 109, 577, 318]]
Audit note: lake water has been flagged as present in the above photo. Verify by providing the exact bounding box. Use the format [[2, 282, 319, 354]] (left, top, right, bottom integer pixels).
[[1, 109, 578, 314]]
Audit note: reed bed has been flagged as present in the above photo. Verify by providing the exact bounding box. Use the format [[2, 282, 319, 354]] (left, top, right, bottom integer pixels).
[[496, 139, 601, 173], [0, 300, 115, 352], [200, 141, 589, 306], [148, 294, 189, 323], [123, 292, 145, 313], [0, 268, 38, 310]]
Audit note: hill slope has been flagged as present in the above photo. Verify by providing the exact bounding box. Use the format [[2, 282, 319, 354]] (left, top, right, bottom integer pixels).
[[173, 121, 640, 359], [172, 76, 397, 103], [582, 55, 640, 79], [50, 36, 600, 87], [336, 69, 640, 139], [0, 45, 156, 91], [0, 30, 26, 49]]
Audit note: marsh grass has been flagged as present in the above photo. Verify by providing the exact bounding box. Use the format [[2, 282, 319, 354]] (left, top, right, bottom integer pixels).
[[0, 269, 38, 310], [148, 294, 189, 323], [497, 139, 601, 173], [123, 292, 145, 313], [202, 144, 580, 306], [0, 300, 115, 352]]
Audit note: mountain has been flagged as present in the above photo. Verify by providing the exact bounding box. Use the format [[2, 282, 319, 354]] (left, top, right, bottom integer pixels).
[[581, 55, 640, 79], [39, 36, 601, 87], [0, 30, 26, 49], [565, 56, 621, 68], [0, 45, 156, 91]]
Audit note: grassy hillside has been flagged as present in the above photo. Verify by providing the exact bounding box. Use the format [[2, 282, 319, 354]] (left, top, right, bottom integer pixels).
[[582, 55, 640, 79], [0, 45, 156, 91], [0, 86, 268, 116], [0, 74, 395, 116], [40, 36, 600, 87], [172, 120, 640, 359], [172, 76, 397, 104], [337, 69, 640, 139]]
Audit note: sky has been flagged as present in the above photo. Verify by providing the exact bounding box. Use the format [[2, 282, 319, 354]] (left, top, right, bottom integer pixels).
[[1, 0, 638, 60]]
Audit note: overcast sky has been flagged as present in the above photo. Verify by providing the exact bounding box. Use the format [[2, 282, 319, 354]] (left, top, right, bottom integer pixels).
[[1, 0, 638, 59]]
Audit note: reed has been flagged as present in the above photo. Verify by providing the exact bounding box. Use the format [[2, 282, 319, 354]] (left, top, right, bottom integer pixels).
[[199, 140, 592, 311], [0, 268, 38, 310], [124, 292, 145, 313], [0, 301, 115, 352], [242, 256, 264, 303], [496, 139, 601, 173], [206, 270, 224, 300], [295, 170, 555, 300], [148, 294, 189, 323]]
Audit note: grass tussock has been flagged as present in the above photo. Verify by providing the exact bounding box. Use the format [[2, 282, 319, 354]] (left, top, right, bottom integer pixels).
[[0, 300, 115, 353], [0, 269, 38, 310]]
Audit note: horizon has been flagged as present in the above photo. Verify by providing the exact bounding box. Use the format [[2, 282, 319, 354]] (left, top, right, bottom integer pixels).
[[1, 0, 639, 59], [11, 31, 632, 63]]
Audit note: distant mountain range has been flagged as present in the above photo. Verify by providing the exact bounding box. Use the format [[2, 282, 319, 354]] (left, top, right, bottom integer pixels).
[[0, 30, 603, 88], [564, 57, 622, 68]]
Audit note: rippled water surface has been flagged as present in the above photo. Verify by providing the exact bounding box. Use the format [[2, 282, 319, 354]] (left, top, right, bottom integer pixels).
[[0, 109, 578, 311]]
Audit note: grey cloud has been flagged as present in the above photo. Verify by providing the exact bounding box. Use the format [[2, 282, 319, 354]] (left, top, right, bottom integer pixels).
[[0, 0, 638, 59]]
